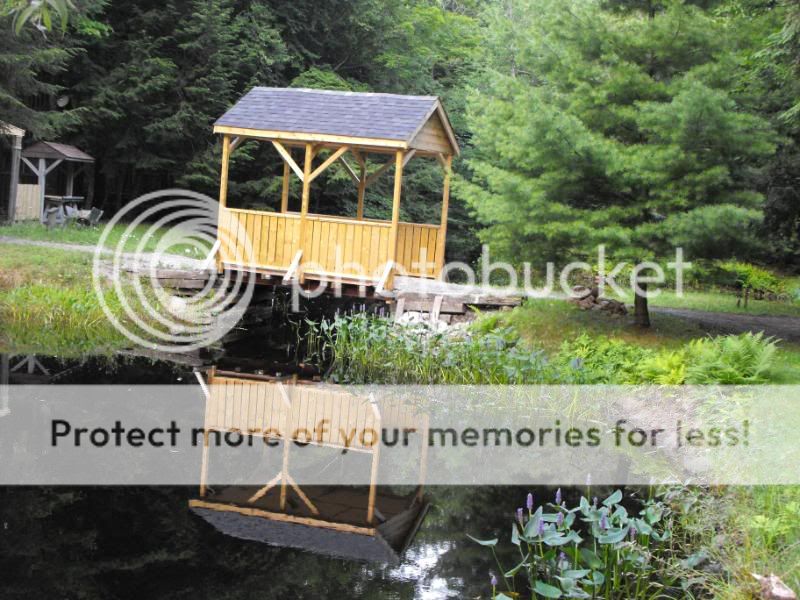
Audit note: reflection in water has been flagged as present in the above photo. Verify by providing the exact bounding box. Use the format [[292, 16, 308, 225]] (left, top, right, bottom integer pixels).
[[0, 351, 539, 598]]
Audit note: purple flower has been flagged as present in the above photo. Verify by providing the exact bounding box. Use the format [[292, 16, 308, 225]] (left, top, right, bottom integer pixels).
[[491, 574, 498, 587], [516, 507, 524, 525], [556, 512, 564, 527], [555, 488, 562, 505], [537, 519, 546, 537], [592, 496, 598, 508], [600, 512, 609, 530], [630, 526, 637, 541], [526, 492, 534, 511], [559, 551, 567, 562]]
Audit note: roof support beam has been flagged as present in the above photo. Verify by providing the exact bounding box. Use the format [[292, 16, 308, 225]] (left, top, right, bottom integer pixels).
[[308, 145, 349, 183], [402, 149, 417, 168], [272, 140, 305, 182], [45, 159, 63, 175], [365, 156, 396, 187], [337, 156, 360, 184]]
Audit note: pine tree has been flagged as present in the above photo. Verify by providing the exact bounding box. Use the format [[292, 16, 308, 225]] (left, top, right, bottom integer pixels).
[[457, 0, 777, 325]]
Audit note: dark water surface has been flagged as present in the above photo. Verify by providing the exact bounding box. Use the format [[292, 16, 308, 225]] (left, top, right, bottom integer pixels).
[[0, 352, 540, 599]]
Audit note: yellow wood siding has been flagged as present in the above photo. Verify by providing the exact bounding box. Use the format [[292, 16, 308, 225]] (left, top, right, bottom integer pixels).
[[410, 113, 452, 154], [218, 206, 439, 282]]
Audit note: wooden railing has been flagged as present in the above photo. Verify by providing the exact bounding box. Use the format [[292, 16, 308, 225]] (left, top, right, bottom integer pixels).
[[217, 207, 441, 283]]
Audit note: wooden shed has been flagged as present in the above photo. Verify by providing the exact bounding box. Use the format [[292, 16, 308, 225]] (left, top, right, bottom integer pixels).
[[189, 369, 430, 560], [212, 87, 459, 292]]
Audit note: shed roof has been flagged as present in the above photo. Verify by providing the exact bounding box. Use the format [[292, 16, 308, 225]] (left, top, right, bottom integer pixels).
[[22, 141, 94, 163], [0, 121, 24, 138], [214, 87, 459, 155]]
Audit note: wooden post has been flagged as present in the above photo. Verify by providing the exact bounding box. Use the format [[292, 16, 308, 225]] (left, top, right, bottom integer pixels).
[[218, 135, 231, 208], [37, 158, 46, 223], [216, 135, 232, 272], [199, 430, 210, 497], [436, 154, 452, 280], [6, 134, 21, 222], [280, 159, 290, 213], [298, 142, 314, 282], [366, 401, 382, 524], [356, 162, 366, 220], [386, 150, 404, 290], [416, 414, 429, 502], [65, 163, 75, 196]]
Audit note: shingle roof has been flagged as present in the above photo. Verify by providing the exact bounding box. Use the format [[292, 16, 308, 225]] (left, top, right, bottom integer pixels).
[[215, 87, 441, 143], [22, 141, 94, 162]]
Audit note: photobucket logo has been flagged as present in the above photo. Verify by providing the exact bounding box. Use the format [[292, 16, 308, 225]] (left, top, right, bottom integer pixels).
[[91, 189, 255, 352]]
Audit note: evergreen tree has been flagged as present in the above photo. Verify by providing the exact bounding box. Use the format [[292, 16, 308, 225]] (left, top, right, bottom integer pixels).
[[457, 0, 778, 325]]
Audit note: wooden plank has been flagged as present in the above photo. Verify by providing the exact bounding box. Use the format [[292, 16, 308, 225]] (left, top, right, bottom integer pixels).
[[365, 155, 396, 187], [386, 150, 404, 290], [273, 140, 305, 181], [338, 156, 360, 184], [213, 125, 407, 151], [437, 155, 452, 279], [281, 160, 290, 212], [430, 295, 443, 323], [308, 146, 350, 183], [218, 135, 231, 208], [188, 499, 377, 536], [298, 142, 314, 280]]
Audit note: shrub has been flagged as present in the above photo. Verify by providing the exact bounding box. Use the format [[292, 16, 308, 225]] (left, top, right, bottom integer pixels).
[[553, 334, 650, 384], [717, 261, 785, 295], [684, 332, 777, 384], [635, 349, 688, 385]]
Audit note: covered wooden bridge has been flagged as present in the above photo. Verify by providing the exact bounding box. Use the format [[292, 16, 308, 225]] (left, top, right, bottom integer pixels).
[[213, 87, 459, 292]]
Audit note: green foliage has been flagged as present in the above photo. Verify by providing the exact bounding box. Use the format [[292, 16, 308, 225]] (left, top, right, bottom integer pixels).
[[2, 0, 73, 34], [474, 489, 677, 599], [304, 313, 780, 386], [290, 67, 361, 91], [717, 260, 785, 294], [553, 334, 648, 384], [303, 312, 552, 384], [685, 331, 777, 384], [457, 0, 778, 269]]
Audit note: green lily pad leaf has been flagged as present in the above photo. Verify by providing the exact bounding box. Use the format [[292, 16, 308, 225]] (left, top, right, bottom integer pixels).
[[496, 594, 516, 600], [603, 490, 623, 507], [466, 534, 497, 546], [512, 523, 521, 546], [534, 581, 563, 598]]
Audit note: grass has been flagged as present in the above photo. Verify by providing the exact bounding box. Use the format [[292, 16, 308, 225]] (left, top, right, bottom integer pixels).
[[0, 221, 210, 258], [0, 243, 191, 356], [614, 289, 800, 318], [503, 299, 800, 383]]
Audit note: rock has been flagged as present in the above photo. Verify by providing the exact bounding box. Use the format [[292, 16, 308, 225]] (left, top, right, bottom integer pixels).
[[577, 297, 595, 310], [752, 574, 797, 600], [571, 285, 594, 300]]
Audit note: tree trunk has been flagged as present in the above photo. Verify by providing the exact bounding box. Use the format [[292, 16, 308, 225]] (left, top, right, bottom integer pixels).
[[634, 281, 650, 328]]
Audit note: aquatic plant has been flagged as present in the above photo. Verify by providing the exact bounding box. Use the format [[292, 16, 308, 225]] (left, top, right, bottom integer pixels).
[[470, 489, 677, 599]]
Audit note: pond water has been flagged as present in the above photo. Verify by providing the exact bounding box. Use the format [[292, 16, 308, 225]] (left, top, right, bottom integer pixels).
[[0, 328, 552, 599]]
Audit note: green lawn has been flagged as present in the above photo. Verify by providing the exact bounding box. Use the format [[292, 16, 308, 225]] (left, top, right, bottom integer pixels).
[[616, 289, 800, 318], [0, 221, 210, 258], [504, 298, 800, 383]]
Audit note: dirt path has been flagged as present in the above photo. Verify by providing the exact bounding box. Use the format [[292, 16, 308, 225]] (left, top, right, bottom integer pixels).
[[651, 306, 800, 344]]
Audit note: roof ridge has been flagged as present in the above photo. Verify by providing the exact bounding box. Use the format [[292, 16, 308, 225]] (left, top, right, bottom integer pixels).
[[250, 86, 439, 102]]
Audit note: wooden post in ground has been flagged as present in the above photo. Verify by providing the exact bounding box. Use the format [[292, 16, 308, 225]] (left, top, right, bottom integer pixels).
[[297, 142, 314, 282], [280, 158, 290, 212], [436, 154, 452, 280], [37, 158, 46, 223], [386, 150, 404, 290], [6, 133, 21, 223]]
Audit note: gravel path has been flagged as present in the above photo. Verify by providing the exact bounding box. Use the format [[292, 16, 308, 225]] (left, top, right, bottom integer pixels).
[[651, 306, 800, 344]]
